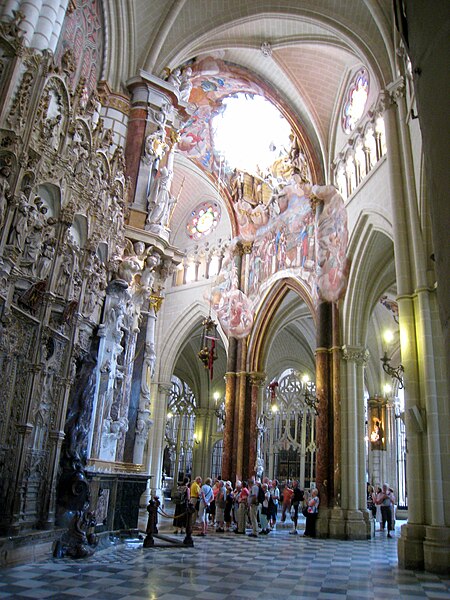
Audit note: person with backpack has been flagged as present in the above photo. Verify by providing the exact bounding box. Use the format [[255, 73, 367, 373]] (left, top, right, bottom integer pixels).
[[172, 476, 190, 534]]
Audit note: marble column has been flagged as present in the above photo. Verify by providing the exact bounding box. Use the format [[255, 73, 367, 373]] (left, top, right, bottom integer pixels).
[[315, 301, 332, 508], [222, 338, 237, 481]]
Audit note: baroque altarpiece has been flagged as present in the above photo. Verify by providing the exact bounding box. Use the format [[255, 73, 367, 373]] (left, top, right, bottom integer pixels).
[[0, 10, 182, 556]]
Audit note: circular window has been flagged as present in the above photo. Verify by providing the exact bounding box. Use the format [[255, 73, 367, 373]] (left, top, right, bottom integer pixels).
[[342, 68, 369, 134], [186, 201, 221, 239]]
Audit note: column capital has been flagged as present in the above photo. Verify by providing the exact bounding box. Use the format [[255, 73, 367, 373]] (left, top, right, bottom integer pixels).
[[249, 371, 266, 386], [385, 77, 406, 106], [341, 345, 369, 365], [235, 241, 253, 256]]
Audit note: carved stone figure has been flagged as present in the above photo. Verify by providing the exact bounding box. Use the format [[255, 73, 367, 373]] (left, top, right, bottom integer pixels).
[[179, 66, 193, 101], [145, 166, 175, 227], [101, 128, 114, 151], [21, 204, 44, 266], [143, 131, 168, 166], [87, 91, 101, 129], [61, 48, 76, 76], [36, 238, 55, 280], [0, 165, 12, 231], [43, 114, 62, 150], [167, 68, 181, 90], [56, 247, 74, 297], [7, 191, 30, 251], [111, 146, 125, 178]]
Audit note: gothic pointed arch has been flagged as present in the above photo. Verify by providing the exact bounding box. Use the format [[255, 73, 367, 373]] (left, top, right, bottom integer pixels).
[[247, 277, 316, 374]]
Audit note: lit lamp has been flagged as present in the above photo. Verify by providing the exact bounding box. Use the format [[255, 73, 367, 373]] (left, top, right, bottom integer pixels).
[[268, 380, 279, 413], [381, 330, 404, 389], [300, 374, 319, 415], [213, 391, 226, 424]]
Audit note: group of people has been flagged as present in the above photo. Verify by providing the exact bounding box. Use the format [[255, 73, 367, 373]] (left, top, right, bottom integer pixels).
[[171, 475, 320, 538], [367, 483, 396, 537]]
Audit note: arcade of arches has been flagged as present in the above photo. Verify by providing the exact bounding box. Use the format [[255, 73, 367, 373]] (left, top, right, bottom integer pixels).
[[0, 0, 448, 575]]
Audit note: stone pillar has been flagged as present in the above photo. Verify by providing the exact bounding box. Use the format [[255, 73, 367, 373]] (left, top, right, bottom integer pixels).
[[143, 383, 170, 505], [235, 338, 248, 481], [133, 295, 161, 465], [339, 346, 372, 539], [383, 80, 449, 572], [222, 245, 244, 483], [249, 372, 266, 478], [222, 338, 237, 481], [315, 301, 332, 507]]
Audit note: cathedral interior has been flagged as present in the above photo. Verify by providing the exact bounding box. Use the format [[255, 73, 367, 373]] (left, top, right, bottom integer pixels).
[[0, 0, 449, 582]]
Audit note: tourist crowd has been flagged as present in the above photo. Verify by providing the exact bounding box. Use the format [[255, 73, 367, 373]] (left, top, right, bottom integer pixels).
[[171, 475, 320, 538]]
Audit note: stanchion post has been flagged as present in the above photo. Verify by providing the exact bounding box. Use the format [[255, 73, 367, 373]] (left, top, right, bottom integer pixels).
[[183, 502, 195, 547], [143, 496, 160, 548]]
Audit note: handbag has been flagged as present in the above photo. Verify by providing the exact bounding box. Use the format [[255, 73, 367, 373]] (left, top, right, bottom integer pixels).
[[302, 506, 308, 517]]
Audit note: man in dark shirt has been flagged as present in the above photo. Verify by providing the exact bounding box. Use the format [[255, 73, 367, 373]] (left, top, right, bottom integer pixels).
[[289, 480, 305, 535]]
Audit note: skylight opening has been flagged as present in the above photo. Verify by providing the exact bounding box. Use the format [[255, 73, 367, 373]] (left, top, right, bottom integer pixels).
[[211, 94, 292, 175]]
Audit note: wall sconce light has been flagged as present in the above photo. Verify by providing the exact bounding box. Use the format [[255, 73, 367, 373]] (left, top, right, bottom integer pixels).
[[381, 330, 404, 389], [167, 411, 174, 420], [193, 433, 200, 445], [299, 374, 319, 415], [213, 391, 226, 424]]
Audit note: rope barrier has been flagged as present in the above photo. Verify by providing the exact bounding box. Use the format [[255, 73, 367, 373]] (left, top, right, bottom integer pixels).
[[158, 507, 189, 519]]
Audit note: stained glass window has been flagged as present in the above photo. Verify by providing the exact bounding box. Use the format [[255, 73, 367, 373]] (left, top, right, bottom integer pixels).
[[186, 201, 221, 239], [342, 69, 369, 134]]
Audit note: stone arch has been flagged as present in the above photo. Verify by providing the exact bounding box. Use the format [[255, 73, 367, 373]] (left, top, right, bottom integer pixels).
[[247, 276, 316, 374], [342, 210, 396, 395], [35, 182, 61, 218], [342, 210, 395, 347], [158, 301, 228, 386]]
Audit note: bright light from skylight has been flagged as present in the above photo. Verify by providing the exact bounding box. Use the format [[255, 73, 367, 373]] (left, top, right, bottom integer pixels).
[[212, 94, 292, 175]]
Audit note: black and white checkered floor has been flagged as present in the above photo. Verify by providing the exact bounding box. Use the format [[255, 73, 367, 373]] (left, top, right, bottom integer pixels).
[[1, 518, 449, 599]]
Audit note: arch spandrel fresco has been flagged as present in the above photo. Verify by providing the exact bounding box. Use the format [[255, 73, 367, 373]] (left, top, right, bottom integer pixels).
[[178, 55, 349, 339], [210, 179, 349, 339]]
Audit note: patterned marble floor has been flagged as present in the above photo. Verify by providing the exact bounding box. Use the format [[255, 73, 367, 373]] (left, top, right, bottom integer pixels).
[[0, 518, 449, 600]]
